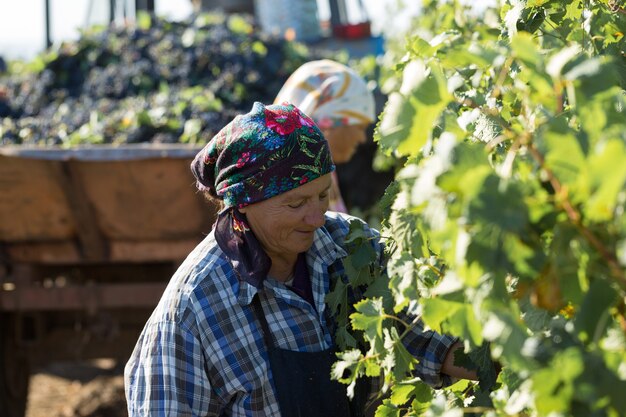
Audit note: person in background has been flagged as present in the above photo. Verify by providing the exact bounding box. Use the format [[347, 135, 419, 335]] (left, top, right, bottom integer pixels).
[[124, 102, 476, 417], [275, 59, 376, 213]]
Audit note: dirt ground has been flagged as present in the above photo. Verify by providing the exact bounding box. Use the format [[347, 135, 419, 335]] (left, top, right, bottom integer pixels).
[[25, 359, 127, 417]]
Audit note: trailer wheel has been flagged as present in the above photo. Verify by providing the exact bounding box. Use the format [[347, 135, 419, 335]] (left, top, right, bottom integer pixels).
[[0, 314, 30, 417]]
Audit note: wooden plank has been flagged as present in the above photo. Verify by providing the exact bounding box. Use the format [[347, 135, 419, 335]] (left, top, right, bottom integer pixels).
[[4, 239, 201, 263], [0, 156, 76, 241], [29, 327, 147, 364], [0, 282, 167, 312], [0, 149, 218, 263], [4, 242, 81, 263], [0, 144, 202, 160], [76, 158, 215, 240], [55, 160, 109, 261], [109, 239, 200, 262]]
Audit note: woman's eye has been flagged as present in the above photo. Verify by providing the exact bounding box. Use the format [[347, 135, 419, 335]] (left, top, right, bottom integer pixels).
[[319, 193, 329, 200], [288, 201, 305, 209]]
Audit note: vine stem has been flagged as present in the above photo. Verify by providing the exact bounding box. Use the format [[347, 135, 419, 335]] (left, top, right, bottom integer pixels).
[[460, 97, 626, 289], [525, 142, 626, 290], [608, 1, 626, 15], [426, 263, 444, 279], [617, 302, 626, 334], [490, 57, 514, 99], [384, 314, 413, 330]]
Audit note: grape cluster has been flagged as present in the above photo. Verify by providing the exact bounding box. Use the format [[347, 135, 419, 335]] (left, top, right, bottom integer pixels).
[[0, 13, 312, 146]]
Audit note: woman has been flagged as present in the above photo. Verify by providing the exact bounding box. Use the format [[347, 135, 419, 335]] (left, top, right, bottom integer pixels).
[[275, 59, 376, 213], [124, 102, 474, 417]]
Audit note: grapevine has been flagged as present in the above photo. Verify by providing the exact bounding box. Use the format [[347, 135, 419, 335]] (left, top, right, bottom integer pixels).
[[330, 1, 626, 416]]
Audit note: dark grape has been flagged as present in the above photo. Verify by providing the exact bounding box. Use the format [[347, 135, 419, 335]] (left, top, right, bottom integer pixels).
[[0, 12, 317, 146]]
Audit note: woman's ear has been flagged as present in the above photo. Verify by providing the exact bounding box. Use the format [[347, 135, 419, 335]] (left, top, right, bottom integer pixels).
[[238, 206, 247, 214]]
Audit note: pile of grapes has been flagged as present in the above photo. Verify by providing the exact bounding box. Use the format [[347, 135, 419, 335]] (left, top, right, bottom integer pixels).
[[0, 13, 313, 146]]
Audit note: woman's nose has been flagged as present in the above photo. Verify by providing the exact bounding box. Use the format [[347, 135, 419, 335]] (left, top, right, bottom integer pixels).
[[304, 201, 326, 228]]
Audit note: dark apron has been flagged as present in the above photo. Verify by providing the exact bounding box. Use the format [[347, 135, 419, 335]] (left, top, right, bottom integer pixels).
[[252, 295, 367, 417]]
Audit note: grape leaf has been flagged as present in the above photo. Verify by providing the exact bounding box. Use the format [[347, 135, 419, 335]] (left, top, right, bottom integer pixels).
[[574, 279, 618, 343]]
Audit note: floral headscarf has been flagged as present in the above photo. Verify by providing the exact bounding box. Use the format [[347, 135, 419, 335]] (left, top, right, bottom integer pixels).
[[274, 59, 375, 129], [191, 102, 335, 288], [191, 101, 335, 208]]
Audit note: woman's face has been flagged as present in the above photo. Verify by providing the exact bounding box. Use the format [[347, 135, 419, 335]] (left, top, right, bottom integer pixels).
[[239, 174, 332, 261], [321, 124, 368, 164]]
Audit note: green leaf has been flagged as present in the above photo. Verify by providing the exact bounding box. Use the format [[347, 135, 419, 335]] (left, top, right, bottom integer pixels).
[[387, 210, 428, 258], [569, 56, 619, 99], [540, 117, 587, 199], [564, 0, 583, 20], [345, 219, 372, 243], [441, 44, 498, 69], [410, 382, 433, 414], [137, 110, 153, 127], [374, 400, 400, 417], [363, 270, 392, 304], [390, 383, 415, 405], [227, 14, 253, 34], [422, 298, 463, 333], [387, 254, 421, 312], [181, 119, 202, 143], [532, 348, 584, 415], [472, 113, 502, 144], [389, 381, 433, 412], [546, 44, 582, 79], [503, 0, 524, 36], [251, 40, 267, 56], [378, 64, 451, 158], [136, 11, 152, 30], [511, 32, 542, 68], [447, 305, 484, 347], [408, 36, 435, 57], [384, 327, 418, 380], [438, 141, 492, 202], [483, 310, 536, 372], [527, 0, 550, 7], [326, 277, 348, 316], [332, 349, 363, 383], [350, 243, 378, 270], [335, 326, 358, 350], [564, 56, 604, 81], [377, 92, 415, 155], [468, 175, 529, 234], [351, 298, 386, 342], [584, 139, 626, 222], [574, 279, 618, 343], [520, 298, 552, 332], [468, 344, 498, 391]]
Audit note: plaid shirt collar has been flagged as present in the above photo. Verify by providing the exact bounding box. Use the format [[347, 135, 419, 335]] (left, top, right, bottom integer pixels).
[[235, 224, 348, 307]]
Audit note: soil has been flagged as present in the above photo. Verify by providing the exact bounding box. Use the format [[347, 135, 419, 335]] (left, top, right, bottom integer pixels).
[[25, 359, 127, 417]]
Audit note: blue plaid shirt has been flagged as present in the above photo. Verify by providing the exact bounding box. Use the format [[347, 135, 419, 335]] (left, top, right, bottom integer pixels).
[[124, 212, 456, 417]]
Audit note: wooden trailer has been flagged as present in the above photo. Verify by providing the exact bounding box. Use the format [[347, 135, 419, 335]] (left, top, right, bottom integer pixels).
[[0, 144, 217, 417]]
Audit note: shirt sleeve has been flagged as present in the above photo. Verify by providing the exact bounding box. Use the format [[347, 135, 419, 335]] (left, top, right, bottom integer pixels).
[[399, 311, 458, 389], [328, 214, 458, 389], [124, 320, 223, 417], [365, 220, 458, 389]]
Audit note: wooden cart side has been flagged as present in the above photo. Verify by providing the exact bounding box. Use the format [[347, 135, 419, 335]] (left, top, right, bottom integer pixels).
[[0, 145, 219, 314], [0, 145, 217, 264]]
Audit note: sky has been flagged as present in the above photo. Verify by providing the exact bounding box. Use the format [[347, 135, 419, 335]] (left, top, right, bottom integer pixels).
[[0, 0, 490, 61]]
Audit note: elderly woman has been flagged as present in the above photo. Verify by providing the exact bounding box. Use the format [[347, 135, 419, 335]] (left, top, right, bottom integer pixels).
[[274, 59, 376, 213], [124, 102, 474, 417]]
